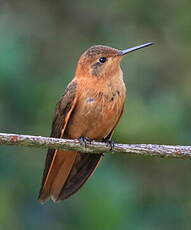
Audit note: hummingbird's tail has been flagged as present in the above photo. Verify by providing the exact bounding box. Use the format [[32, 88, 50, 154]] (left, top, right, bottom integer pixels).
[[38, 149, 102, 203]]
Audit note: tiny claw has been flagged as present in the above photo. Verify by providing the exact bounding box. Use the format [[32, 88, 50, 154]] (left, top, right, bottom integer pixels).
[[79, 137, 92, 148], [102, 139, 115, 151]]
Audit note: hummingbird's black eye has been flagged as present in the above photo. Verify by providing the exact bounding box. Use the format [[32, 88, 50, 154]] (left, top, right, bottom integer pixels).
[[99, 57, 107, 63]]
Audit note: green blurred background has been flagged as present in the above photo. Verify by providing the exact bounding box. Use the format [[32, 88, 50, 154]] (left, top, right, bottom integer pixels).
[[0, 0, 191, 229]]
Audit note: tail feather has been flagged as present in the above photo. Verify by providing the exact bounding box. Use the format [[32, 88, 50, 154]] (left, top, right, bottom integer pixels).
[[57, 152, 103, 201], [50, 151, 78, 200], [38, 150, 77, 203], [38, 150, 103, 203]]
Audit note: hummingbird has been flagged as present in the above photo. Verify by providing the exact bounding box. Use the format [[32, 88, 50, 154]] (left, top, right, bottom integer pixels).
[[38, 42, 154, 203]]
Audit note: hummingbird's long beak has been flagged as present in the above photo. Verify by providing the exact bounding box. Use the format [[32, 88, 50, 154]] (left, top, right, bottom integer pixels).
[[119, 42, 154, 56]]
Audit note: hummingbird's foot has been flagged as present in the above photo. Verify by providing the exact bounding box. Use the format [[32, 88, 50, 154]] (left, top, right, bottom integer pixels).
[[102, 139, 115, 151], [79, 137, 92, 148]]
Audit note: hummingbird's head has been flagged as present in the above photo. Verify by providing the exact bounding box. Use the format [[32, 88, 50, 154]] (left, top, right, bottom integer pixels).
[[75, 43, 154, 79]]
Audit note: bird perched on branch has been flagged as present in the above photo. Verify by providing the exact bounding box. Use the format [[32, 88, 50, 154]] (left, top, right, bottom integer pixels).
[[38, 42, 154, 203]]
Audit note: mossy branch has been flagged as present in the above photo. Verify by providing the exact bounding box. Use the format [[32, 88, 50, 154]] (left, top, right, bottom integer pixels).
[[0, 132, 191, 159]]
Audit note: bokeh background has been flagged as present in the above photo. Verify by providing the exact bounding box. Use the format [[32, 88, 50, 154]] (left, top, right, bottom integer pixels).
[[0, 0, 191, 229]]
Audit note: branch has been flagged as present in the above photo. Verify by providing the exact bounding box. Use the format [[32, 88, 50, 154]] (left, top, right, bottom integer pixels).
[[0, 132, 191, 159]]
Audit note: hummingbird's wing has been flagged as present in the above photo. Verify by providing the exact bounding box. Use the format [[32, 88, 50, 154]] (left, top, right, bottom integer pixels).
[[38, 80, 79, 203], [38, 80, 102, 203]]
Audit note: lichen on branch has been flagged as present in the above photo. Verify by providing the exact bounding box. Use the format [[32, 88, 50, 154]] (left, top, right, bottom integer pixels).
[[0, 132, 191, 159]]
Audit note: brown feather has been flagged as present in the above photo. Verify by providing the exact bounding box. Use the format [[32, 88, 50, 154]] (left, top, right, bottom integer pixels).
[[56, 153, 103, 201], [38, 81, 78, 203], [49, 150, 78, 202], [38, 150, 77, 203]]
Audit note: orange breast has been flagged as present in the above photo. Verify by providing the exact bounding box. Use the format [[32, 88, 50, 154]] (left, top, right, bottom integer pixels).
[[65, 75, 126, 140]]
